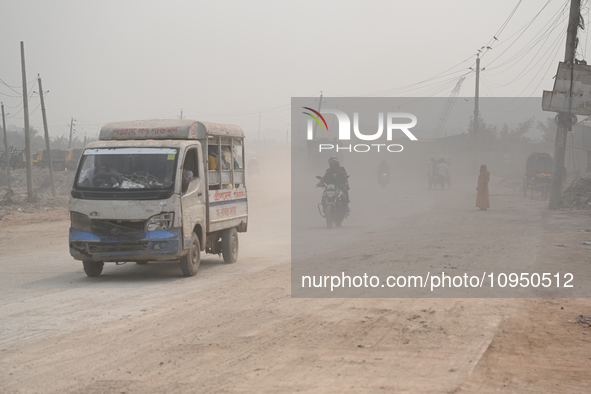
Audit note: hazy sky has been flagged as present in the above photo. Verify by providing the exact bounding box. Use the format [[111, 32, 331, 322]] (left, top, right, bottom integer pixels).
[[0, 0, 584, 140]]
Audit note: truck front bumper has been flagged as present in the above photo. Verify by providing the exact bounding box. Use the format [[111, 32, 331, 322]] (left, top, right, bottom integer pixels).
[[69, 227, 184, 262]]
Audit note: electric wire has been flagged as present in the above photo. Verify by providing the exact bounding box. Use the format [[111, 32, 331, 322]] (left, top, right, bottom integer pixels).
[[485, 4, 568, 75], [484, 0, 564, 67]]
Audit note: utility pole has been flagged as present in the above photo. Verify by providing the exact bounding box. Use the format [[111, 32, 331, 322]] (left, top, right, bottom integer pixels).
[[68, 117, 75, 149], [549, 0, 581, 209], [1, 103, 10, 190], [20, 41, 33, 200], [38, 75, 56, 198], [472, 55, 480, 137], [180, 108, 183, 120]]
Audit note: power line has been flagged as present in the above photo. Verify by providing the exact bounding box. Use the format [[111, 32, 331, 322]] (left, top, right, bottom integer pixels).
[[485, 3, 568, 73], [477, 0, 525, 61], [485, 0, 567, 69]]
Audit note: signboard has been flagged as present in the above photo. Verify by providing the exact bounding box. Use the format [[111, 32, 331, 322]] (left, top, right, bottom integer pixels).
[[99, 119, 244, 141], [208, 188, 248, 223], [542, 61, 591, 116]]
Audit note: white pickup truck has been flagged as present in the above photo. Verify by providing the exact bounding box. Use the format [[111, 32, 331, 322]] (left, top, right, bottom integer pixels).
[[69, 119, 248, 277]]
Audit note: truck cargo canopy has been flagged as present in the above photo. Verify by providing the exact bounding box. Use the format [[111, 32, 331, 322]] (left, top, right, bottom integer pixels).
[[99, 119, 244, 141]]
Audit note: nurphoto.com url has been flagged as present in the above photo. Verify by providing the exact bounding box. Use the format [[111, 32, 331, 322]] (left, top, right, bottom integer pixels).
[[301, 272, 574, 292]]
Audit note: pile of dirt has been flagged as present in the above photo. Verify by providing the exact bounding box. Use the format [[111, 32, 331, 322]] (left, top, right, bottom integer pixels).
[[561, 177, 591, 209], [2, 167, 76, 197], [0, 167, 73, 221], [0, 189, 22, 206]]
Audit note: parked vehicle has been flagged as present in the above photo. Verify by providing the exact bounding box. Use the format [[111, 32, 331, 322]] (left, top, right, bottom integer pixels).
[[66, 148, 83, 171], [11, 149, 25, 169], [26, 151, 41, 167], [37, 149, 68, 171], [523, 152, 553, 199], [428, 158, 451, 190], [69, 120, 248, 277], [316, 175, 348, 229]]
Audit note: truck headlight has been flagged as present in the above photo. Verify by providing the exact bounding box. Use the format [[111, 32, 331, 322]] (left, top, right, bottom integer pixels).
[[145, 213, 174, 231], [70, 212, 91, 232]]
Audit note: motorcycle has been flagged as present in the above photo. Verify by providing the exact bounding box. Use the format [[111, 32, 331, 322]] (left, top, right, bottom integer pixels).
[[316, 176, 348, 229], [378, 171, 389, 187]]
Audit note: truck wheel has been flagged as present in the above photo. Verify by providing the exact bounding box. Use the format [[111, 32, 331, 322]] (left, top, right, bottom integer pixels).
[[221, 228, 239, 264], [180, 233, 201, 276], [83, 261, 104, 277]]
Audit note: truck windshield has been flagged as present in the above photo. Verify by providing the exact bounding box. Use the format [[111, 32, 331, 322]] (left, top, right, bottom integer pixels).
[[75, 148, 178, 190]]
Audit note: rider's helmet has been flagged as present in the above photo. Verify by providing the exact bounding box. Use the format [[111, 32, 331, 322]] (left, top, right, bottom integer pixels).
[[328, 157, 340, 170]]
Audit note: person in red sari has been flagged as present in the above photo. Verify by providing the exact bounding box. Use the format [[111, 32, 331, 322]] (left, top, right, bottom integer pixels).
[[476, 164, 490, 210]]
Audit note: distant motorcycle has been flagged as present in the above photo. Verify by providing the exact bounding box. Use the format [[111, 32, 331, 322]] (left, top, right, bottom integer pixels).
[[316, 176, 348, 229], [378, 171, 389, 187]]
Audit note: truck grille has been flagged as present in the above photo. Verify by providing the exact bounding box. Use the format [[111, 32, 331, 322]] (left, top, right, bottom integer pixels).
[[90, 219, 146, 238]]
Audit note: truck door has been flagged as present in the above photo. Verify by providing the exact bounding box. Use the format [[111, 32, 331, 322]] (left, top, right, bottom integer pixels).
[[180, 145, 206, 249]]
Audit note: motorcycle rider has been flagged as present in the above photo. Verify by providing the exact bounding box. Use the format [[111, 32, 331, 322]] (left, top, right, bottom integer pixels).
[[377, 159, 390, 183], [317, 157, 350, 211]]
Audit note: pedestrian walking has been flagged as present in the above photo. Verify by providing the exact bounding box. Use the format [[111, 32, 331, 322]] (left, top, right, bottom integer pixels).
[[476, 164, 490, 210]]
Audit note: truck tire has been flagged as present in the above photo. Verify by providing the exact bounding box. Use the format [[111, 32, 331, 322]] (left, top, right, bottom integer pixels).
[[83, 261, 104, 277], [180, 233, 201, 276], [221, 228, 239, 264]]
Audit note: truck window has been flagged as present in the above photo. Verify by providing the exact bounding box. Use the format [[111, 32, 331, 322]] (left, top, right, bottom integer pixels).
[[208, 136, 245, 190], [233, 139, 244, 186], [182, 147, 199, 194], [208, 137, 221, 190], [75, 148, 177, 190]]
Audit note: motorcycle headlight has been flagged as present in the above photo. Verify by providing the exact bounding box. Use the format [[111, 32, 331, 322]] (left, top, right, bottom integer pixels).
[[326, 190, 336, 198], [145, 212, 174, 231], [70, 212, 91, 232]]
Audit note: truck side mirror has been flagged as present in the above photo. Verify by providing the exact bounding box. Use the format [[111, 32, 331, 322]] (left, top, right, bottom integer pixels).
[[185, 178, 201, 195]]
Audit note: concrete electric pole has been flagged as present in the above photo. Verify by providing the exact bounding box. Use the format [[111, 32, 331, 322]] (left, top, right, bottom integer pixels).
[[68, 117, 75, 149], [20, 41, 33, 200], [1, 103, 10, 190], [549, 0, 581, 209], [38, 75, 56, 198], [472, 55, 480, 137]]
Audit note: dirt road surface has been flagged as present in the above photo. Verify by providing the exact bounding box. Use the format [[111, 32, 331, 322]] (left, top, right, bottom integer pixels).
[[1, 162, 591, 393]]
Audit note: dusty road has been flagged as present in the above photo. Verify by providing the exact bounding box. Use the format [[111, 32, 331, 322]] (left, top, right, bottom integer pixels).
[[1, 165, 591, 393]]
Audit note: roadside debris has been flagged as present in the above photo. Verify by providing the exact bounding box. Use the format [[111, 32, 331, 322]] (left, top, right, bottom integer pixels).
[[561, 178, 591, 209], [0, 190, 21, 206], [576, 315, 591, 325]]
